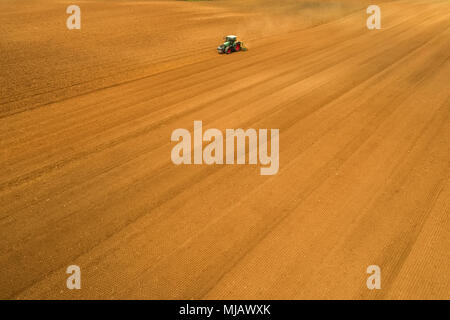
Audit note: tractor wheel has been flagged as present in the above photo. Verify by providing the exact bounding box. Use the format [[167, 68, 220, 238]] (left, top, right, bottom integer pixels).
[[235, 43, 241, 52], [225, 47, 232, 54]]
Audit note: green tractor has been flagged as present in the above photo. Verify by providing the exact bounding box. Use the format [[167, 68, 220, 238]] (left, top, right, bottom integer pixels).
[[217, 35, 247, 54]]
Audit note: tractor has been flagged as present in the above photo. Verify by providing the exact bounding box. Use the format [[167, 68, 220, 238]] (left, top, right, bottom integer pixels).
[[217, 35, 246, 54]]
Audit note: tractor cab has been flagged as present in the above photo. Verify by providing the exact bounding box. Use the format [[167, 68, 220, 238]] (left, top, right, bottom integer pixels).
[[225, 35, 237, 44]]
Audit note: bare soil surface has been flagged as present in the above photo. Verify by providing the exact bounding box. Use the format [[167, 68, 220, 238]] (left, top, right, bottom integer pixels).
[[1, 0, 449, 299]]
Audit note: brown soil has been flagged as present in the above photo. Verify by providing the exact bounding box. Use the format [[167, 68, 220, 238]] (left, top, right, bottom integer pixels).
[[1, 0, 449, 299]]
